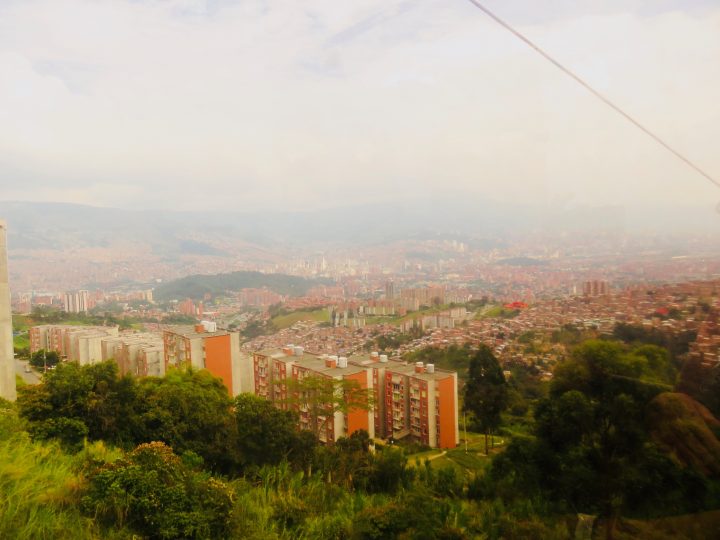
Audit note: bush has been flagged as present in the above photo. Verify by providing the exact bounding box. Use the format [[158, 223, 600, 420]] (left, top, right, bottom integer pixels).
[[82, 441, 234, 539]]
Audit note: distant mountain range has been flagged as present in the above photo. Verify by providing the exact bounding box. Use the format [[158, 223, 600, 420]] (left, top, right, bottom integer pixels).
[[2, 199, 719, 291], [0, 198, 692, 256]]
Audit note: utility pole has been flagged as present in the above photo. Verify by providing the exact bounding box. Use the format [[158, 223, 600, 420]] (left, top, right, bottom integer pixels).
[[463, 410, 468, 453]]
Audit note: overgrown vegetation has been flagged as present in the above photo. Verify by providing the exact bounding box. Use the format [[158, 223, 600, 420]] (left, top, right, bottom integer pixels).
[[4, 335, 720, 539]]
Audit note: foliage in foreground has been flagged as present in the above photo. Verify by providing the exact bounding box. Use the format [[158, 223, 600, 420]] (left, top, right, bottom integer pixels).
[[7, 338, 720, 539]]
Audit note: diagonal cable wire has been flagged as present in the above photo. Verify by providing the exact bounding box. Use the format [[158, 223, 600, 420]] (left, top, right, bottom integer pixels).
[[464, 0, 720, 189]]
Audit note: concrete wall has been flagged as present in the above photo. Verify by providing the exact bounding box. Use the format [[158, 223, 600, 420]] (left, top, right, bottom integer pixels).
[[0, 220, 16, 401]]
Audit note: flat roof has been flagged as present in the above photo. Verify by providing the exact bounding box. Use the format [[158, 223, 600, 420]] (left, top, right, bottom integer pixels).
[[256, 350, 367, 377], [258, 349, 455, 381], [164, 325, 232, 338]]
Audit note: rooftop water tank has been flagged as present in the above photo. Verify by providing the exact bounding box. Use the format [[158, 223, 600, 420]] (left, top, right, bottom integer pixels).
[[201, 321, 217, 333]]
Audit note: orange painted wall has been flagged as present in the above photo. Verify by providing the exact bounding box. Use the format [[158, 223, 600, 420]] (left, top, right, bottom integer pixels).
[[204, 335, 233, 395], [345, 371, 369, 435], [438, 376, 457, 449]]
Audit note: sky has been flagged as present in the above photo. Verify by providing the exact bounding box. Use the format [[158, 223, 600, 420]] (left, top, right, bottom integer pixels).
[[0, 0, 719, 213]]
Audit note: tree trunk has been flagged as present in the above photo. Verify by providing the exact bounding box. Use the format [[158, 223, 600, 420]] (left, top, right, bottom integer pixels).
[[605, 512, 618, 540], [484, 431, 489, 455]]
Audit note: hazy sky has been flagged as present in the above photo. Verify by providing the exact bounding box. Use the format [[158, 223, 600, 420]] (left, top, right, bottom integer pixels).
[[1, 0, 719, 212]]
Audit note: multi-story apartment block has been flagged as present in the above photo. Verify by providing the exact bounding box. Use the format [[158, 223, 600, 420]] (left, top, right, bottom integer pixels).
[[381, 361, 458, 449], [251, 347, 458, 448], [582, 280, 609, 297], [103, 333, 165, 377], [30, 324, 119, 364], [163, 322, 248, 396], [30, 322, 250, 392], [251, 346, 374, 443], [63, 290, 90, 313]]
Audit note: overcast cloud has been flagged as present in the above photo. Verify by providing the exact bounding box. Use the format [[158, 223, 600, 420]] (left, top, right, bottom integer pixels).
[[0, 0, 719, 212]]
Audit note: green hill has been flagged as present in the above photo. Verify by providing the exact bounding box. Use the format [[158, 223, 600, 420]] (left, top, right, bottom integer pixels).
[[154, 271, 331, 301], [648, 392, 720, 477]]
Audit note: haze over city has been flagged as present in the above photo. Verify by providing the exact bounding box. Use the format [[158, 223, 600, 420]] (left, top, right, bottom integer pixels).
[[4, 3, 720, 539], [1, 0, 719, 213]]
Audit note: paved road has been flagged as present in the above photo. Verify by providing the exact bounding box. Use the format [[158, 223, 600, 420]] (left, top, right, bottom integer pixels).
[[15, 358, 40, 385]]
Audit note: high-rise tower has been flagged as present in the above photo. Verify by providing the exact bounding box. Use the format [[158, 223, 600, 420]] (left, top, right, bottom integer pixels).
[[0, 220, 16, 401]]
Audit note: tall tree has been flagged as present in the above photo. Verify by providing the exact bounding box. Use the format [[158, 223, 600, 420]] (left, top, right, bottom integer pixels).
[[136, 369, 239, 474], [233, 393, 314, 470], [463, 345, 508, 454], [279, 375, 372, 441], [492, 340, 695, 540]]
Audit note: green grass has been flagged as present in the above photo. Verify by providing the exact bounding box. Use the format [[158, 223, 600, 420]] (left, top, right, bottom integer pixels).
[[13, 333, 29, 349], [475, 305, 519, 320], [394, 304, 456, 325], [271, 309, 330, 329], [408, 432, 506, 474], [12, 314, 31, 332], [364, 315, 400, 325], [0, 410, 94, 539], [0, 405, 129, 540]]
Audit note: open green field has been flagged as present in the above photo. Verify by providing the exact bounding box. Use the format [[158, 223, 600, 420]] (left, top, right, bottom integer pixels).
[[271, 309, 330, 329], [395, 304, 453, 325], [408, 432, 506, 474], [474, 304, 520, 320], [13, 333, 29, 349]]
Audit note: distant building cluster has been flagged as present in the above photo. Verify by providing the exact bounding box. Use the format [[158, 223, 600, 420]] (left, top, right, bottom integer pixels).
[[398, 307, 471, 333], [582, 280, 609, 297], [178, 298, 204, 317], [236, 288, 284, 307], [63, 290, 91, 313]]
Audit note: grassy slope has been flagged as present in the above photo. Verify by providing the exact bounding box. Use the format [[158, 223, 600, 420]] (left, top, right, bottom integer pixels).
[[154, 271, 329, 301], [0, 406, 118, 540], [475, 305, 519, 320], [648, 392, 720, 476], [408, 433, 505, 474], [271, 309, 330, 329]]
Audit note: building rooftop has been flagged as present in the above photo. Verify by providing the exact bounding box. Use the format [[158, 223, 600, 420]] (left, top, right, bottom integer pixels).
[[256, 348, 456, 381], [256, 349, 368, 377], [164, 325, 233, 338]]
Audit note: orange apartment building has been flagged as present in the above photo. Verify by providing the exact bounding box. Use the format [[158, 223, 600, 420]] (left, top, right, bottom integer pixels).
[[251, 347, 458, 448], [347, 352, 458, 449], [163, 322, 250, 397], [252, 346, 374, 443]]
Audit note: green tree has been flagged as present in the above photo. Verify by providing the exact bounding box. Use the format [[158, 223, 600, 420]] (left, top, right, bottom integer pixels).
[[18, 361, 141, 450], [29, 349, 60, 369], [234, 394, 315, 470], [135, 369, 239, 474], [492, 340, 696, 540], [280, 375, 373, 441], [463, 345, 508, 454], [82, 441, 234, 539]]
